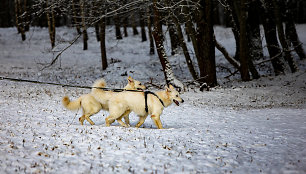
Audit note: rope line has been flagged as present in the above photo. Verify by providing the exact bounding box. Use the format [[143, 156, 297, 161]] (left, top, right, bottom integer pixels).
[[0, 76, 144, 92]]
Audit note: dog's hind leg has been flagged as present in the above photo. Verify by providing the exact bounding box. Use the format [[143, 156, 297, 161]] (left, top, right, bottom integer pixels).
[[122, 110, 131, 126], [84, 114, 95, 125], [116, 117, 129, 128], [105, 116, 115, 127], [79, 115, 85, 125], [135, 115, 148, 128]]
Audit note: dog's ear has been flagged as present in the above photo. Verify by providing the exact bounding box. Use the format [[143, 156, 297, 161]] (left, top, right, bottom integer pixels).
[[127, 76, 134, 83], [166, 85, 171, 92]]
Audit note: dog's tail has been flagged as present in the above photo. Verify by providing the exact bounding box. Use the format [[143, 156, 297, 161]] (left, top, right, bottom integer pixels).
[[62, 96, 82, 110]]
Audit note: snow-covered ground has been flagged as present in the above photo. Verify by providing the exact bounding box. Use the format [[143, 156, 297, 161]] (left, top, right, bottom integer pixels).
[[0, 25, 306, 173]]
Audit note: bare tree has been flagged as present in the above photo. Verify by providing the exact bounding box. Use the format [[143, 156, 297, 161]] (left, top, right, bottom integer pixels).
[[100, 16, 108, 70], [272, 0, 298, 73], [152, 0, 184, 90], [139, 9, 147, 42], [80, 0, 88, 50], [237, 0, 250, 81], [14, 0, 26, 41], [196, 0, 217, 86], [285, 0, 306, 60], [46, 0, 56, 48], [261, 0, 285, 75], [147, 8, 155, 55]]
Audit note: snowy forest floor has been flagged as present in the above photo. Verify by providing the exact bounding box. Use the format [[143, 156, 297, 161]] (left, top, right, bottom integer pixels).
[[0, 26, 306, 173]]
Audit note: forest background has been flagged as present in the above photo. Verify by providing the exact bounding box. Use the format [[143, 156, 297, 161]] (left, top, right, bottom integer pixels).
[[1, 0, 306, 89]]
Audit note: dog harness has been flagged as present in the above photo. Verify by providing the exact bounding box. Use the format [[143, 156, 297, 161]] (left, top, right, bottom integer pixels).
[[144, 91, 165, 113]]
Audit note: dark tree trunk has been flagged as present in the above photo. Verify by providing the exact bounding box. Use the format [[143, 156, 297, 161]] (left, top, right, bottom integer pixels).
[[147, 9, 155, 55], [247, 0, 263, 60], [80, 0, 88, 50], [71, 0, 81, 34], [168, 23, 179, 55], [152, 0, 184, 90], [183, 5, 200, 68], [46, 0, 56, 48], [15, 0, 26, 41], [139, 10, 147, 42], [238, 0, 250, 81], [95, 23, 100, 42], [197, 0, 217, 86], [272, 0, 298, 73], [246, 0, 261, 79], [114, 15, 122, 40], [261, 0, 285, 75], [132, 13, 139, 35], [123, 17, 128, 37], [172, 15, 198, 80], [23, 0, 29, 32], [100, 17, 108, 70], [226, 0, 240, 60], [285, 1, 306, 60]]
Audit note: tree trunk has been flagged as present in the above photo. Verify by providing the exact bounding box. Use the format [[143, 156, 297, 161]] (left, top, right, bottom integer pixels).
[[100, 17, 108, 70], [238, 0, 250, 81], [285, 1, 306, 60], [226, 0, 240, 60], [71, 0, 81, 34], [172, 15, 198, 80], [23, 0, 29, 32], [95, 23, 100, 42], [261, 0, 285, 75], [247, 0, 263, 61], [272, 0, 298, 73], [152, 0, 184, 90], [168, 23, 179, 55], [139, 10, 147, 42], [15, 0, 26, 41], [123, 17, 128, 37], [184, 8, 200, 68], [114, 14, 122, 40], [196, 0, 217, 86], [147, 9, 155, 55], [80, 0, 88, 50], [132, 13, 139, 35], [46, 0, 56, 48]]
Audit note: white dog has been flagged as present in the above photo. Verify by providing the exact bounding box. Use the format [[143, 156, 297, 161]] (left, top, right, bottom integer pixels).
[[105, 85, 184, 129], [62, 77, 145, 125]]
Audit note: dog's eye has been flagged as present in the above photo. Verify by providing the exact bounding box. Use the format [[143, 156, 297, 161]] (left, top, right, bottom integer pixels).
[[176, 95, 179, 97], [139, 83, 142, 85]]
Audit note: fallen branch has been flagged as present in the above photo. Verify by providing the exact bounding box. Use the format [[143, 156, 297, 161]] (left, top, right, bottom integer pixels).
[[214, 35, 240, 70], [255, 45, 299, 66], [41, 34, 81, 70]]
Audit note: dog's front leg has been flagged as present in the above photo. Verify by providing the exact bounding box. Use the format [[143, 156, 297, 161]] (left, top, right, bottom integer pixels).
[[151, 115, 163, 129]]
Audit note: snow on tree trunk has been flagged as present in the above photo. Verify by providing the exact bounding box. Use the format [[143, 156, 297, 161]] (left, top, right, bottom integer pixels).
[[152, 0, 184, 91]]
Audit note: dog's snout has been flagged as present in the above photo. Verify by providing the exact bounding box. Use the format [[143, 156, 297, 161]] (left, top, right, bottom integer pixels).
[[181, 99, 184, 103]]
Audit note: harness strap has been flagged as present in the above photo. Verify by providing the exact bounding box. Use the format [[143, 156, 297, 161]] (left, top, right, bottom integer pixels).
[[144, 91, 165, 113]]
